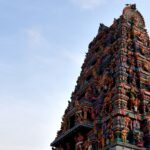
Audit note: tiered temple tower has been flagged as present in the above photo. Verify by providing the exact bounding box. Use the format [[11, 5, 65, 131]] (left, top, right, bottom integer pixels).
[[51, 4, 150, 150]]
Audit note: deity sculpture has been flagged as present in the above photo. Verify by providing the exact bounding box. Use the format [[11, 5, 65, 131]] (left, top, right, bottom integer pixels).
[[124, 115, 131, 128], [75, 133, 84, 150], [121, 128, 128, 143], [85, 86, 92, 100], [51, 5, 150, 150], [75, 101, 83, 123], [109, 130, 114, 143], [83, 139, 92, 150], [134, 132, 144, 147], [61, 116, 68, 131], [129, 86, 140, 112], [98, 129, 105, 148], [131, 97, 140, 112], [57, 145, 64, 150], [147, 103, 150, 113], [143, 61, 150, 72], [83, 106, 88, 121]]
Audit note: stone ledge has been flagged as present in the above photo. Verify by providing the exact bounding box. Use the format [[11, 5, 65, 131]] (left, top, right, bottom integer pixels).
[[51, 122, 93, 146], [102, 142, 146, 150]]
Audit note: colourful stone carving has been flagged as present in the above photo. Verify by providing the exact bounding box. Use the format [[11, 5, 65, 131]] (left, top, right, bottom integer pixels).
[[75, 133, 84, 150], [51, 4, 150, 150], [121, 128, 129, 143]]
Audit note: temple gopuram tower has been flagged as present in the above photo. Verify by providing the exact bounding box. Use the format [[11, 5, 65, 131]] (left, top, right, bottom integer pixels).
[[51, 4, 150, 150]]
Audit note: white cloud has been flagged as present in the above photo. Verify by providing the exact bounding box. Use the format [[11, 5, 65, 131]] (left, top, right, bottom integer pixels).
[[71, 0, 106, 10], [27, 29, 41, 43], [25, 28, 47, 49], [62, 50, 84, 66]]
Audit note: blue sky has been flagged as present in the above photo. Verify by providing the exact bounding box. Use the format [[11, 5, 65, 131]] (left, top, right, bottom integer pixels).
[[0, 0, 150, 150]]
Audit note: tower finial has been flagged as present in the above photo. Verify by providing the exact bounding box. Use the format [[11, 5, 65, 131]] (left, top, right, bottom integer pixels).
[[131, 4, 136, 10], [125, 4, 136, 10]]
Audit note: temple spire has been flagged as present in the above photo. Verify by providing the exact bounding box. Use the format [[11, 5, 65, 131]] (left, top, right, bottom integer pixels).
[[51, 5, 150, 150]]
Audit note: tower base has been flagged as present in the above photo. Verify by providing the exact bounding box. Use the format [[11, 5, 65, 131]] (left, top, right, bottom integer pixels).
[[102, 142, 147, 150]]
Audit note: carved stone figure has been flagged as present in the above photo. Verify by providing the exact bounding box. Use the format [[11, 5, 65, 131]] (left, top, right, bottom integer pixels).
[[75, 133, 84, 150], [133, 120, 140, 130], [121, 128, 128, 143], [57, 145, 64, 150], [61, 118, 67, 131], [129, 86, 140, 112], [131, 97, 140, 112], [109, 130, 114, 143], [143, 61, 150, 72], [124, 115, 131, 128], [98, 129, 105, 148], [83, 107, 88, 120], [134, 132, 144, 147], [83, 139, 92, 150], [51, 5, 149, 150], [75, 101, 83, 123], [147, 103, 150, 113], [84, 86, 93, 100]]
